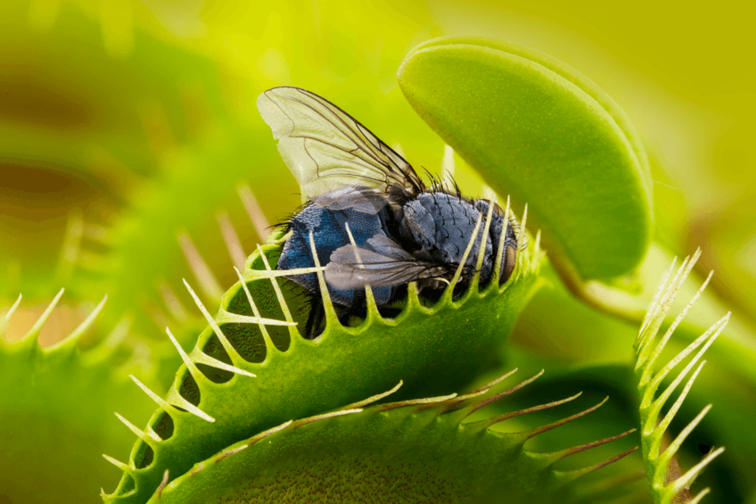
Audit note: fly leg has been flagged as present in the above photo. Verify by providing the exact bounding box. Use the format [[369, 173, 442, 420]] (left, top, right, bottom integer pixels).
[[304, 298, 325, 339]]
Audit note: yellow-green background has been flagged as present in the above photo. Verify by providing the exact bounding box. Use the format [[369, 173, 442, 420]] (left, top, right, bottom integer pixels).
[[0, 0, 754, 502]]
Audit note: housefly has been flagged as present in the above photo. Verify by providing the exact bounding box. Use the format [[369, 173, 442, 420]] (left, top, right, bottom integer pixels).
[[257, 87, 518, 337]]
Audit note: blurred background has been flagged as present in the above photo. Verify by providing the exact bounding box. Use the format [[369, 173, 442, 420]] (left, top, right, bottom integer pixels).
[[1, 0, 754, 502], [2, 0, 754, 342]]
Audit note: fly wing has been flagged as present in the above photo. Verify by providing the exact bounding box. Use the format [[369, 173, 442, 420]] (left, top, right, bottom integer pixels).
[[312, 185, 389, 214], [325, 238, 446, 290], [257, 87, 424, 201]]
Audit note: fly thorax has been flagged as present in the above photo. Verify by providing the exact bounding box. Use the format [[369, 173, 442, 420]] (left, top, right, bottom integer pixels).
[[405, 193, 491, 269]]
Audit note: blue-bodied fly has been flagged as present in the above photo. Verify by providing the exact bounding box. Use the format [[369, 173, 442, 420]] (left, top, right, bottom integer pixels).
[[257, 87, 518, 338]]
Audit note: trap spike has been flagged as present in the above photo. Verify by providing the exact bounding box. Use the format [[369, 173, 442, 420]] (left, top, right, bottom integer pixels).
[[441, 144, 456, 187], [635, 258, 708, 374], [190, 349, 256, 378], [642, 270, 714, 373], [183, 279, 247, 366], [639, 252, 700, 362], [343, 381, 403, 410], [168, 393, 216, 423], [55, 208, 84, 284], [670, 447, 724, 497], [514, 203, 528, 280], [643, 313, 729, 400], [157, 281, 189, 322], [217, 211, 247, 271], [247, 420, 294, 447], [551, 428, 636, 461], [130, 375, 172, 410], [156, 469, 170, 499], [654, 405, 712, 475], [166, 328, 202, 378], [216, 309, 297, 327], [245, 265, 326, 280], [493, 196, 511, 286], [688, 488, 712, 504], [646, 346, 706, 431], [0, 293, 23, 338], [473, 196, 496, 291], [308, 231, 339, 327], [344, 222, 380, 321], [255, 245, 297, 330], [232, 266, 275, 350], [49, 294, 108, 352], [379, 393, 458, 412], [639, 257, 678, 337], [215, 444, 249, 463], [238, 185, 271, 242], [470, 368, 519, 394], [473, 392, 583, 430], [115, 412, 160, 443], [102, 454, 132, 473], [649, 361, 707, 458], [448, 212, 484, 298], [293, 408, 363, 429], [178, 233, 223, 302], [524, 396, 609, 440], [466, 369, 545, 418], [132, 373, 215, 424], [557, 446, 639, 481], [22, 288, 65, 344]]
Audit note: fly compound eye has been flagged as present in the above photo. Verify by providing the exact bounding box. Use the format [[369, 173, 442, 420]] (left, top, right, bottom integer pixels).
[[502, 245, 517, 285]]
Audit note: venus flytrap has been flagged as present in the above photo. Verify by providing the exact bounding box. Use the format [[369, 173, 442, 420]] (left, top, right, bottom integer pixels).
[[147, 369, 638, 503], [634, 251, 727, 503], [102, 201, 544, 503], [0, 292, 157, 504], [398, 37, 654, 320]]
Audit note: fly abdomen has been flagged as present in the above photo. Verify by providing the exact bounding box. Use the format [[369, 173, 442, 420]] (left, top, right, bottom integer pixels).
[[278, 203, 394, 307]]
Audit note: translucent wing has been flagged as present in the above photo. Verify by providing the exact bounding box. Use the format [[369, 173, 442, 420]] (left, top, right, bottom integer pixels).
[[325, 236, 447, 289], [257, 86, 424, 200], [313, 185, 389, 214]]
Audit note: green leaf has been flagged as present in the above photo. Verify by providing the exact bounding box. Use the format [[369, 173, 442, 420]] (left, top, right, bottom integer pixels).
[[634, 250, 727, 503], [397, 36, 653, 283], [0, 293, 157, 504], [148, 370, 638, 504], [102, 217, 544, 503]]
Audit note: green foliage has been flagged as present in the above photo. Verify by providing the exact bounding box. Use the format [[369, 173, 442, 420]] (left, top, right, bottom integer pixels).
[[103, 217, 544, 503], [0, 293, 156, 504], [634, 251, 727, 503], [0, 4, 749, 503], [398, 37, 653, 282], [148, 370, 637, 504]]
